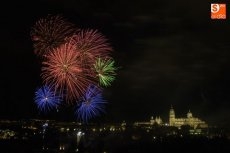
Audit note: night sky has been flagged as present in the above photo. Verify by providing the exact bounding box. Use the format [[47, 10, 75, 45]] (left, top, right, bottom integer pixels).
[[1, 0, 230, 126]]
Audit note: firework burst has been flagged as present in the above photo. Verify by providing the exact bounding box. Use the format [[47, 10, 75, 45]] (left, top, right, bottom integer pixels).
[[75, 85, 106, 123], [70, 29, 112, 65], [41, 42, 95, 102], [94, 58, 117, 87], [32, 14, 118, 121], [34, 85, 62, 113], [31, 14, 78, 57]]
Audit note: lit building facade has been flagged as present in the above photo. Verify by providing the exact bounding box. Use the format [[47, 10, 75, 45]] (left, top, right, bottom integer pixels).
[[169, 106, 208, 129], [134, 116, 163, 127], [150, 116, 163, 125]]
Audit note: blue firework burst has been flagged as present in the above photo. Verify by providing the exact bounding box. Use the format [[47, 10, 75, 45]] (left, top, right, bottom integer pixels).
[[34, 85, 62, 113], [75, 85, 106, 123]]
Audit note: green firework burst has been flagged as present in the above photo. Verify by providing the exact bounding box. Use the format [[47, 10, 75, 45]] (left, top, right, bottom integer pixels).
[[94, 58, 117, 87]]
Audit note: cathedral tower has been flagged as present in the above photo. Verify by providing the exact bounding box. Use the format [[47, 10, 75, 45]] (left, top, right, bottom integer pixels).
[[169, 106, 175, 126], [187, 110, 193, 118]]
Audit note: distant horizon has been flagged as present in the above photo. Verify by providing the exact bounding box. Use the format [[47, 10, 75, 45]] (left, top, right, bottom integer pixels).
[[0, 108, 229, 128]]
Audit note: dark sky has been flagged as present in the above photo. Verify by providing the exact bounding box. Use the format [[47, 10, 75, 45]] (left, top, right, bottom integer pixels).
[[1, 0, 230, 126]]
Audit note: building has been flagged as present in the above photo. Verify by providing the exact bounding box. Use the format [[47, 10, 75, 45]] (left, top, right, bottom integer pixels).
[[134, 116, 163, 127], [169, 106, 208, 129], [150, 116, 163, 125]]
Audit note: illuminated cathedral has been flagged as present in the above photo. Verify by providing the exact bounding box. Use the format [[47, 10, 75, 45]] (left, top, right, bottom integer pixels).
[[169, 106, 208, 129]]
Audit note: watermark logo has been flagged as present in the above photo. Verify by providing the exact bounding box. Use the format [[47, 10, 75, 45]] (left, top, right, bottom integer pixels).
[[211, 4, 226, 19]]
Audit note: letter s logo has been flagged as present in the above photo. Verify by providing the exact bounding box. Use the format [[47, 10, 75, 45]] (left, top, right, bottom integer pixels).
[[211, 4, 220, 13]]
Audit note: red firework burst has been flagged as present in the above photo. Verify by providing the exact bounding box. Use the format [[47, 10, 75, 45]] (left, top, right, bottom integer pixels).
[[41, 42, 95, 103], [31, 14, 78, 57], [70, 29, 113, 65]]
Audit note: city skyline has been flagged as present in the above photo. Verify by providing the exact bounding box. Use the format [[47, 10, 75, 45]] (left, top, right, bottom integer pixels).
[[1, 1, 230, 127]]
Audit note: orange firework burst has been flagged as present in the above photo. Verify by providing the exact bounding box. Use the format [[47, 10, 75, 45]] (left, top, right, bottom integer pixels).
[[70, 29, 112, 65], [41, 42, 95, 103], [31, 14, 78, 57]]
